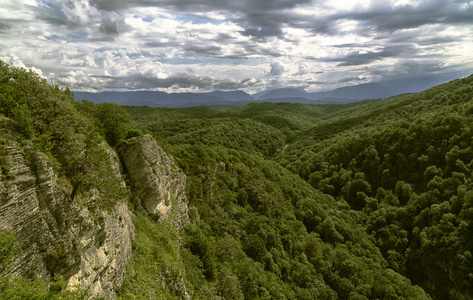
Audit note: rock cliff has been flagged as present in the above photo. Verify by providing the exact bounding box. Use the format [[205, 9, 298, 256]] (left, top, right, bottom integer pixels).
[[0, 132, 192, 298], [0, 139, 134, 299], [118, 134, 191, 299], [119, 134, 189, 230]]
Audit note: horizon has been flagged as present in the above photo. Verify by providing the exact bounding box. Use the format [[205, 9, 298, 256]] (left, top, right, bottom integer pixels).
[[72, 73, 471, 96], [1, 0, 472, 94]]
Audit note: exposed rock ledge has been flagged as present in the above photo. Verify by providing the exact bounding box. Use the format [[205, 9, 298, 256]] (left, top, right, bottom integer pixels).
[[119, 134, 189, 230], [1, 134, 190, 298]]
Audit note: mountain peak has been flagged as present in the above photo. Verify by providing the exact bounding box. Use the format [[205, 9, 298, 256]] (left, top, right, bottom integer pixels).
[[256, 88, 308, 100], [205, 90, 254, 101]]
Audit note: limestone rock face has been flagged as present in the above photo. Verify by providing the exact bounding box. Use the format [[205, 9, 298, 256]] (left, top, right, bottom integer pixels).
[[119, 135, 189, 229], [67, 200, 133, 297], [0, 142, 133, 299]]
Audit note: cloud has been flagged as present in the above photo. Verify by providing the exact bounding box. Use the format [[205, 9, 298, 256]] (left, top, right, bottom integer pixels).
[[389, 60, 447, 76], [0, 0, 472, 93], [268, 62, 286, 77], [61, 0, 101, 27], [335, 45, 417, 66], [55, 71, 262, 92], [183, 43, 222, 57], [89, 0, 314, 40], [337, 75, 368, 83], [0, 54, 28, 68], [295, 63, 309, 75], [345, 0, 473, 33], [0, 22, 10, 32], [99, 16, 118, 34]]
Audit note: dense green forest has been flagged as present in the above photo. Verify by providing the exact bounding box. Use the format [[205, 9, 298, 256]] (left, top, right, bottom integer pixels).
[[1, 60, 473, 299], [121, 74, 473, 299]]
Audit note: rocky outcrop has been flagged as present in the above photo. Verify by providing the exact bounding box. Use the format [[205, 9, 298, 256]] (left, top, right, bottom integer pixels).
[[119, 135, 189, 229], [119, 135, 191, 300], [0, 141, 133, 299], [67, 200, 133, 297], [1, 133, 191, 298]]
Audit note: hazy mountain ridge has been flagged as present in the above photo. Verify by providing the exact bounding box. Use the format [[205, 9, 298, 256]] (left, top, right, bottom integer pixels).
[[75, 81, 401, 108], [256, 83, 397, 101]]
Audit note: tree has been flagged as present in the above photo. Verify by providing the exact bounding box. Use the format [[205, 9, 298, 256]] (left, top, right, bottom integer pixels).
[[94, 102, 131, 147]]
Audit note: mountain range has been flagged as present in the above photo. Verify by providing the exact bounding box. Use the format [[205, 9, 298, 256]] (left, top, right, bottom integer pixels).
[[74, 82, 402, 108]]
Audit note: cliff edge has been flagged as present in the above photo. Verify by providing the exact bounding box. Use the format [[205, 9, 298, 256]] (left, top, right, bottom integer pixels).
[[0, 137, 134, 299], [119, 134, 189, 230]]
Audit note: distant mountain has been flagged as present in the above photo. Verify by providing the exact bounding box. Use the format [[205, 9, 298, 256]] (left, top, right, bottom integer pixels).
[[74, 91, 251, 108], [254, 83, 397, 103], [72, 81, 404, 108], [74, 91, 167, 106], [205, 90, 254, 101], [256, 88, 309, 100], [312, 82, 398, 101]]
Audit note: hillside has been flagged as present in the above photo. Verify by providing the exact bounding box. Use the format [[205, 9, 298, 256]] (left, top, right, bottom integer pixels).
[[123, 74, 473, 299], [277, 75, 473, 298], [125, 106, 429, 299], [1, 59, 473, 299]]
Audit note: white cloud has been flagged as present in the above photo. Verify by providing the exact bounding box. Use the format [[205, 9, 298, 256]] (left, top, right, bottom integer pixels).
[[296, 64, 309, 76], [60, 0, 101, 26], [0, 54, 28, 68], [390, 0, 421, 8]]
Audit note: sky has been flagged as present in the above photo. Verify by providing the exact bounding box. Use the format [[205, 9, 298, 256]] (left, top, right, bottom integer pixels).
[[0, 0, 472, 94]]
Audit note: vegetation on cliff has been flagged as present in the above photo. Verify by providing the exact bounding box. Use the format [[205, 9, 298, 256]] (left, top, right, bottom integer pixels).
[[0, 61, 134, 297], [0, 61, 133, 211]]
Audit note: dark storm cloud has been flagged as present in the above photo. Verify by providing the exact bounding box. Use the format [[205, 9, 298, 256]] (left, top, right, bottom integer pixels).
[[242, 44, 283, 58], [240, 26, 283, 39], [335, 45, 418, 66], [100, 16, 118, 35], [91, 0, 312, 39], [26, 4, 68, 27], [367, 60, 451, 84], [183, 44, 222, 57], [91, 0, 313, 14], [341, 0, 473, 34], [336, 51, 391, 66], [0, 21, 10, 32], [300, 0, 473, 41], [145, 40, 180, 48]]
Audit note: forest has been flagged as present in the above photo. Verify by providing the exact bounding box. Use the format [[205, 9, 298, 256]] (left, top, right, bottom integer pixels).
[[1, 60, 473, 299]]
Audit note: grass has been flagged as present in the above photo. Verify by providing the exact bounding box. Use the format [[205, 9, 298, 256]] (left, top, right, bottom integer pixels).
[[117, 196, 191, 300]]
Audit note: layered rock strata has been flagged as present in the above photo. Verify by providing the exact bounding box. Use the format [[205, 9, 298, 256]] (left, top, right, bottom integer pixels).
[[119, 134, 189, 230], [0, 142, 133, 299]]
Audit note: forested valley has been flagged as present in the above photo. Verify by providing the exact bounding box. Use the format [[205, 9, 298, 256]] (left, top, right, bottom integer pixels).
[[1, 60, 473, 299]]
